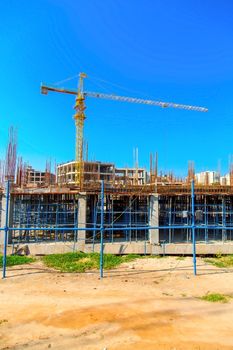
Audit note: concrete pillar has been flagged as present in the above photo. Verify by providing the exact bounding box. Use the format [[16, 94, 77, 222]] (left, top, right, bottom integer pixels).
[[78, 193, 87, 251], [0, 184, 13, 246], [149, 193, 159, 244], [0, 193, 4, 245]]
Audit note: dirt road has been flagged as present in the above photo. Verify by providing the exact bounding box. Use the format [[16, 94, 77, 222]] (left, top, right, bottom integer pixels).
[[0, 257, 233, 349]]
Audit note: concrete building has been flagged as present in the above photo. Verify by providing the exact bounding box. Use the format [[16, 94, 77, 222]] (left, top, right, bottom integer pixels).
[[57, 161, 115, 186], [115, 167, 147, 185], [220, 173, 230, 185], [25, 166, 56, 187], [57, 160, 147, 186], [195, 171, 220, 185]]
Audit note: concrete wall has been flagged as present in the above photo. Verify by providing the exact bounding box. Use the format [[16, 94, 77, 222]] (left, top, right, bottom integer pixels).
[[5, 241, 233, 256]]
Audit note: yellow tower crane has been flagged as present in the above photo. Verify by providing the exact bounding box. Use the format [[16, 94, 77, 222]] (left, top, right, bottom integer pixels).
[[41, 72, 208, 189]]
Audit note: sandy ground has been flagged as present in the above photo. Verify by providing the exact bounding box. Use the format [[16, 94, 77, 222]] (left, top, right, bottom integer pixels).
[[0, 256, 233, 350]]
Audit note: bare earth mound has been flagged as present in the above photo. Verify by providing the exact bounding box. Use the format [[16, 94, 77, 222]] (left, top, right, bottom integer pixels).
[[0, 257, 233, 349]]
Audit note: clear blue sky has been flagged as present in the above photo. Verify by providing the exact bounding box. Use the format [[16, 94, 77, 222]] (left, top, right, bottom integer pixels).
[[1, 0, 233, 176]]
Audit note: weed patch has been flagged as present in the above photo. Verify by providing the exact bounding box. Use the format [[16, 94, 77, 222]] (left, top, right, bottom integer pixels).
[[42, 252, 142, 273], [200, 293, 230, 303], [0, 255, 35, 267], [0, 319, 8, 325], [204, 255, 233, 268]]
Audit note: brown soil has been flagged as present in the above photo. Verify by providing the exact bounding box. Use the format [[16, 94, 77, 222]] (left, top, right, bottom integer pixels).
[[0, 256, 233, 349]]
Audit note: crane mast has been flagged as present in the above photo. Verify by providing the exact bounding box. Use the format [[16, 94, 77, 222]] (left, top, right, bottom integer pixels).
[[41, 73, 208, 189], [73, 72, 87, 187]]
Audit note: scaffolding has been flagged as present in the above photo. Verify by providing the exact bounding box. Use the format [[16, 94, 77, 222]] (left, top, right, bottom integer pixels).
[[12, 194, 79, 243], [86, 194, 149, 244], [159, 194, 233, 243], [11, 193, 149, 244], [7, 188, 233, 246]]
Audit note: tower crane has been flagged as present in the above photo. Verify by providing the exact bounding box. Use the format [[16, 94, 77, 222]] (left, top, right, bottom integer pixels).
[[41, 72, 208, 188]]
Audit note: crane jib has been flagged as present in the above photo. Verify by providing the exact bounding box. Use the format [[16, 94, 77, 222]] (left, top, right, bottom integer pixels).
[[84, 91, 208, 112]]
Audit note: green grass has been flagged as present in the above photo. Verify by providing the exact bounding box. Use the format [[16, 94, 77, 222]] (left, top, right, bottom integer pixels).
[[42, 252, 142, 273], [200, 293, 230, 303], [0, 255, 35, 267], [204, 255, 233, 268]]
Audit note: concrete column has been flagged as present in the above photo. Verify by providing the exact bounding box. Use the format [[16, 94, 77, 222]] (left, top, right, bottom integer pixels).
[[0, 193, 4, 245], [0, 184, 13, 245], [149, 193, 159, 244], [78, 193, 87, 251]]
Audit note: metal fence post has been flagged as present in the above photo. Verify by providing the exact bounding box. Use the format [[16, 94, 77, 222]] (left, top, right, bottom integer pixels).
[[191, 179, 196, 275], [100, 180, 104, 278]]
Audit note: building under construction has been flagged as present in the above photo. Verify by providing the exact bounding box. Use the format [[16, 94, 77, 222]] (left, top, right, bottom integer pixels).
[[1, 154, 233, 255], [1, 74, 233, 255]]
